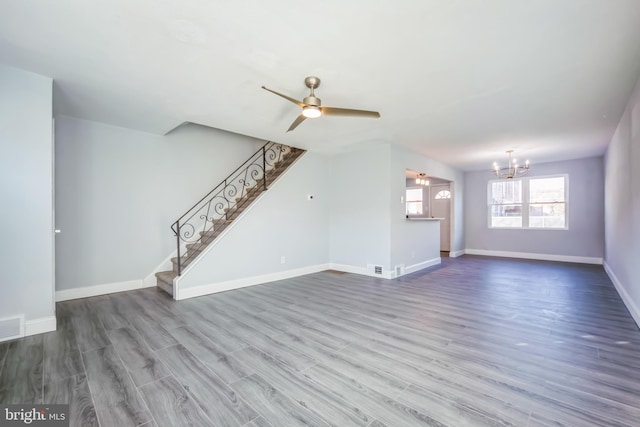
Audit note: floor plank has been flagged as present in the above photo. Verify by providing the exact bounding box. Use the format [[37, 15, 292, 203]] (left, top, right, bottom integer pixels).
[[44, 374, 99, 427], [126, 309, 179, 351], [82, 345, 151, 426], [138, 375, 213, 427], [301, 362, 446, 427], [155, 343, 259, 427], [233, 345, 372, 427], [43, 312, 84, 383], [0, 335, 43, 404], [231, 373, 331, 427], [107, 327, 170, 387], [168, 325, 252, 383], [89, 295, 132, 331], [243, 417, 274, 427], [64, 299, 111, 353]]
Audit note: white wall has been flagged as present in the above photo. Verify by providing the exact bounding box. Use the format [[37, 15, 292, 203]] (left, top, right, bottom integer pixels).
[[604, 72, 640, 327], [55, 116, 262, 291], [329, 144, 392, 273], [0, 65, 55, 332], [177, 152, 330, 295], [464, 157, 605, 262]]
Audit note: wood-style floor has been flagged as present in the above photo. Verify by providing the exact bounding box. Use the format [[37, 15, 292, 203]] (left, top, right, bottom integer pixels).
[[1, 255, 639, 426]]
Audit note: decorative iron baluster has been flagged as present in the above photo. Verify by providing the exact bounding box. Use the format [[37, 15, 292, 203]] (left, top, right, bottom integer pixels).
[[262, 145, 267, 190], [171, 141, 299, 275]]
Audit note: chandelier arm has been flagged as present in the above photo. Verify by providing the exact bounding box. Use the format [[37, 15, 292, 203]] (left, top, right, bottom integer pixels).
[[491, 151, 530, 179]]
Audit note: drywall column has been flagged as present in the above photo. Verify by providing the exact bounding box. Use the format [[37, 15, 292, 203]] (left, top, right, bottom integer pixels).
[[0, 65, 55, 335], [329, 144, 392, 276]]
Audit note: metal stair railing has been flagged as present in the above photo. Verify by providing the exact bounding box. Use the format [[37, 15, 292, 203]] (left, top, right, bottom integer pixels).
[[171, 141, 293, 275]]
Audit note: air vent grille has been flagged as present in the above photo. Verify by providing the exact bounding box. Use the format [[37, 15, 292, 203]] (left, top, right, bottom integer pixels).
[[366, 264, 385, 276]]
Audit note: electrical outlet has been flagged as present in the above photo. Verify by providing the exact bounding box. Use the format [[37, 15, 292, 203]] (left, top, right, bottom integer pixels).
[[411, 251, 415, 258], [280, 256, 286, 264]]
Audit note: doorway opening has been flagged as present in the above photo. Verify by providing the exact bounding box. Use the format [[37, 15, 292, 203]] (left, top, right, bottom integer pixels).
[[405, 170, 453, 254]]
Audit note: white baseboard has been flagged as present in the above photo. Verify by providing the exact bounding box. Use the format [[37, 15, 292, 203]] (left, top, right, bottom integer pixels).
[[328, 263, 394, 279], [405, 257, 441, 275], [464, 249, 603, 265], [56, 279, 155, 302], [449, 250, 465, 258], [604, 261, 640, 329], [329, 263, 367, 276], [176, 263, 331, 300], [25, 316, 57, 336], [328, 260, 443, 279]]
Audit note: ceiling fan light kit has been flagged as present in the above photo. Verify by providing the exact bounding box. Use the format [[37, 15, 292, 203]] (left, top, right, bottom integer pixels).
[[262, 76, 380, 132], [302, 106, 321, 118]]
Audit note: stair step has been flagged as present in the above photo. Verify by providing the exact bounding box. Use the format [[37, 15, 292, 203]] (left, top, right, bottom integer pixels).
[[186, 242, 206, 252], [224, 203, 250, 215], [155, 270, 177, 296], [170, 254, 197, 273]]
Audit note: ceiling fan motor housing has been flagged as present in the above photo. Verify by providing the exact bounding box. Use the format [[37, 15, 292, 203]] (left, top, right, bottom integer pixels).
[[303, 95, 321, 106]]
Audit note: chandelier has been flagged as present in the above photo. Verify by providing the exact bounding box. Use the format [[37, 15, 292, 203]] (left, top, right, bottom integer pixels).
[[493, 150, 530, 179], [415, 173, 430, 186]]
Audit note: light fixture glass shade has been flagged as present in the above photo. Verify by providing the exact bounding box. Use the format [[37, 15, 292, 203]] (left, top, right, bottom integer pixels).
[[415, 173, 429, 186], [302, 106, 322, 118]]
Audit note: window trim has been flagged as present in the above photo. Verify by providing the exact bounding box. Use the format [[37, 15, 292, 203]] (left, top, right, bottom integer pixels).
[[487, 174, 568, 230], [406, 186, 425, 216]]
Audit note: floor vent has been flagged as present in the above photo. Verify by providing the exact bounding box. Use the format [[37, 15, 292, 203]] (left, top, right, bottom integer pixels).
[[0, 315, 24, 342], [366, 264, 385, 276]]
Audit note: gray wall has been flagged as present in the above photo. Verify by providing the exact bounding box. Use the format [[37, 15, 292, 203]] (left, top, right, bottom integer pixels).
[[0, 65, 55, 324], [604, 71, 640, 325], [464, 157, 605, 259], [179, 152, 330, 289], [55, 116, 262, 290], [329, 144, 392, 271]]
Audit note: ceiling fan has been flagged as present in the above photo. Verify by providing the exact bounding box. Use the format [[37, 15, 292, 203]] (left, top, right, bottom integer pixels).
[[261, 76, 381, 132]]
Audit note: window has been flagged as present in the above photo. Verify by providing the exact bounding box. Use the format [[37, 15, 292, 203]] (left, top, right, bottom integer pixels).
[[489, 180, 522, 228], [434, 190, 451, 199], [489, 175, 566, 229], [406, 188, 423, 215]]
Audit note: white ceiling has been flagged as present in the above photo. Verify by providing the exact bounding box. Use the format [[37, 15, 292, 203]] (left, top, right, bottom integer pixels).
[[2, 0, 640, 170]]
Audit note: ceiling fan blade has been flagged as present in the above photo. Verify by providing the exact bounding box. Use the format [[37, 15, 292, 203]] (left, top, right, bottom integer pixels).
[[321, 106, 381, 118], [261, 86, 305, 107], [287, 114, 307, 132]]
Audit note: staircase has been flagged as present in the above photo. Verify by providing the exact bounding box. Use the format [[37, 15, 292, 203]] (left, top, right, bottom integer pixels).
[[156, 142, 305, 296]]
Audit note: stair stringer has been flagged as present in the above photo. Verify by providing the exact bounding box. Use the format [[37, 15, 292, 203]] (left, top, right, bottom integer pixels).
[[173, 151, 330, 300]]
